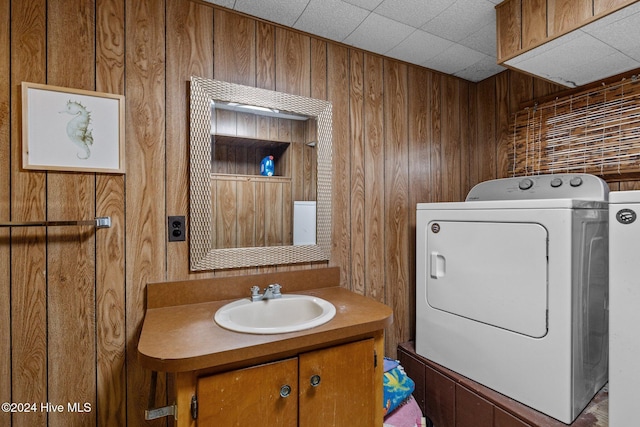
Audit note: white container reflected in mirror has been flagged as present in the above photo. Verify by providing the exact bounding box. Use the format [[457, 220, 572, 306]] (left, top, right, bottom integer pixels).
[[293, 201, 316, 245]]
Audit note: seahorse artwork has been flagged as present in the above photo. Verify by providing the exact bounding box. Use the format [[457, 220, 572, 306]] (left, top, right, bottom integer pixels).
[[60, 100, 94, 159]]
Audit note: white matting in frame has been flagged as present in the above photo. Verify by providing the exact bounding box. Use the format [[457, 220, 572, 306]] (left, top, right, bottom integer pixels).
[[22, 82, 125, 173]]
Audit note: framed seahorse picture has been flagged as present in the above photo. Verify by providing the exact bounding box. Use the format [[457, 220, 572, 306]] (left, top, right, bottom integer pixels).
[[21, 82, 125, 174]]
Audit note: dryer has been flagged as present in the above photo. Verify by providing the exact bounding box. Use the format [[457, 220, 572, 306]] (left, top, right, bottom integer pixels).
[[416, 174, 609, 424]]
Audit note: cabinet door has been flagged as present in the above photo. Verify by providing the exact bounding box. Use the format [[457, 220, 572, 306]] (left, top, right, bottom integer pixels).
[[495, 408, 532, 427], [522, 0, 547, 50], [496, 0, 522, 61], [455, 385, 492, 427], [197, 358, 298, 426], [299, 339, 375, 427], [425, 365, 455, 427]]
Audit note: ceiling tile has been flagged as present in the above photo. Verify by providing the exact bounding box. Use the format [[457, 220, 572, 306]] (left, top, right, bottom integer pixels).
[[454, 54, 505, 82], [422, 0, 494, 43], [565, 52, 640, 87], [202, 0, 514, 83], [342, 0, 384, 11], [423, 43, 486, 75], [586, 8, 640, 62], [587, 1, 640, 30], [294, 0, 370, 41], [505, 33, 634, 87], [343, 12, 415, 55], [458, 23, 496, 57], [385, 30, 454, 65], [505, 30, 583, 66], [234, 0, 309, 27], [373, 0, 452, 28]]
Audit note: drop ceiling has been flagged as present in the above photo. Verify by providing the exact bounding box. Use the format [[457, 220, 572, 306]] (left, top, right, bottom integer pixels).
[[203, 0, 506, 83]]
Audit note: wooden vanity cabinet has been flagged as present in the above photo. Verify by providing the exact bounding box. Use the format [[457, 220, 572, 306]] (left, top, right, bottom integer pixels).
[[197, 358, 299, 426], [191, 338, 375, 427], [139, 270, 393, 427]]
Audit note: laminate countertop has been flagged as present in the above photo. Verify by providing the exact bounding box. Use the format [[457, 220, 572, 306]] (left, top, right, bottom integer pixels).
[[138, 284, 393, 373]]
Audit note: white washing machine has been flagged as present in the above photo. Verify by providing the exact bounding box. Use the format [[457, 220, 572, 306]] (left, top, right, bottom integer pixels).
[[609, 190, 640, 426], [416, 174, 609, 424]]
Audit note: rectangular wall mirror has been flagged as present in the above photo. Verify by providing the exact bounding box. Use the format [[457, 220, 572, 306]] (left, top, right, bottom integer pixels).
[[189, 77, 332, 270]]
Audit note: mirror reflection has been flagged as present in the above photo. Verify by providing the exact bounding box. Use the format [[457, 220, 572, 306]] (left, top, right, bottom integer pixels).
[[189, 77, 332, 271], [210, 102, 317, 249]]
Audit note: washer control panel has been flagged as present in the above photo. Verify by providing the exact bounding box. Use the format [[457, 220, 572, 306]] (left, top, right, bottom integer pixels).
[[466, 174, 609, 201]]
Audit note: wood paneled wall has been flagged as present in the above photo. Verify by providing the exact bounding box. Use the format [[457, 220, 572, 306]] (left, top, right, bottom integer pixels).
[[3, 1, 639, 426]]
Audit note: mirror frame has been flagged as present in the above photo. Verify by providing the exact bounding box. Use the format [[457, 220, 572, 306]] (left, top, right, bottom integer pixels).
[[189, 76, 332, 270]]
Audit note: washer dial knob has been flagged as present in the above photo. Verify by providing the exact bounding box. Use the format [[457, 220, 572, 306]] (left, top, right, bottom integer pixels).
[[518, 178, 534, 190], [550, 178, 563, 188], [569, 176, 583, 187]]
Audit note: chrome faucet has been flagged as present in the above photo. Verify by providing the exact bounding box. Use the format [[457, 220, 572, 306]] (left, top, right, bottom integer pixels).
[[250, 284, 282, 301]]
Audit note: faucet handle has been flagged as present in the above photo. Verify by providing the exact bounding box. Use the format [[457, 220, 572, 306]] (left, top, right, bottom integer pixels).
[[251, 285, 261, 296], [266, 283, 282, 296]]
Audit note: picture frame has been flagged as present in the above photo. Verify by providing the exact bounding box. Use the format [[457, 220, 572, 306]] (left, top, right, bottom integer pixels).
[[21, 82, 125, 174]]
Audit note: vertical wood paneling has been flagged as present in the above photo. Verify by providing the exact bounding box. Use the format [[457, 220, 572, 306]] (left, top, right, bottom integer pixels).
[[256, 22, 276, 91], [0, 0, 9, 424], [47, 2, 97, 425], [311, 39, 327, 101], [276, 29, 310, 97], [214, 9, 255, 86], [166, 0, 214, 280], [459, 80, 471, 196], [474, 78, 498, 184], [430, 74, 442, 201], [327, 44, 350, 286], [349, 50, 365, 294], [441, 75, 462, 202], [363, 54, 385, 302], [408, 67, 431, 341], [10, 2, 48, 427], [467, 83, 478, 191], [125, 1, 166, 426], [95, 0, 126, 425], [496, 71, 512, 179], [384, 59, 410, 358]]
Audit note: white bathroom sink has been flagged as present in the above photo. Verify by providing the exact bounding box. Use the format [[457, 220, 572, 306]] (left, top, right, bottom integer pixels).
[[214, 294, 336, 334]]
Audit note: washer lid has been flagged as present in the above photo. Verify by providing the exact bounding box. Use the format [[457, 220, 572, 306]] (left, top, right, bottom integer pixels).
[[465, 174, 609, 202]]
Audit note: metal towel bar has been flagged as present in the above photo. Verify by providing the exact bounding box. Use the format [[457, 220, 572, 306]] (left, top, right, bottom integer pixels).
[[0, 217, 111, 229]]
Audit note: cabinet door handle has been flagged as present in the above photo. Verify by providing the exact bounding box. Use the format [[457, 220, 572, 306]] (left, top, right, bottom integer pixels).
[[279, 384, 292, 398], [310, 374, 321, 387]]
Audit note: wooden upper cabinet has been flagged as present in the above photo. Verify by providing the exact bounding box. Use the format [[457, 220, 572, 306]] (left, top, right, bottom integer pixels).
[[496, 0, 522, 61], [496, 0, 640, 62], [522, 0, 547, 50], [594, 0, 638, 15], [547, 0, 593, 37]]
